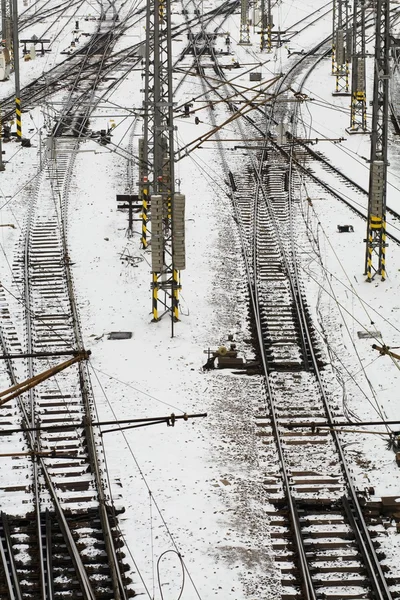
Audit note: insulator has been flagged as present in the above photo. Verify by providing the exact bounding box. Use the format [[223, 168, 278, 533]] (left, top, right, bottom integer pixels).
[[356, 58, 365, 91], [336, 29, 345, 65], [346, 27, 353, 62], [370, 161, 385, 217], [172, 194, 186, 270], [151, 195, 164, 272]]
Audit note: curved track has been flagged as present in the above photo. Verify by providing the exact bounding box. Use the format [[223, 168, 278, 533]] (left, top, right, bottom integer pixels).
[[179, 3, 400, 598], [0, 1, 135, 597]]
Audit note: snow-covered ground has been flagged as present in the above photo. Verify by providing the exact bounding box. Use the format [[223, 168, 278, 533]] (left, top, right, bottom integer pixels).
[[0, 0, 400, 598]]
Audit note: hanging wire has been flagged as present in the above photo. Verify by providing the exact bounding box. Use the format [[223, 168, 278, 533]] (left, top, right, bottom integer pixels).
[[157, 550, 185, 600]]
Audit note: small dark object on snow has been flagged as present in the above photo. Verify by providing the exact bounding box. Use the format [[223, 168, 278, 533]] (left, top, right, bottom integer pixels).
[[108, 332, 132, 340], [337, 224, 354, 233]]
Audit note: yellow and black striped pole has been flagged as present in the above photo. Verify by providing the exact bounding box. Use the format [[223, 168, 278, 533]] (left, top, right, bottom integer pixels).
[[141, 177, 148, 248], [173, 269, 179, 321], [366, 215, 383, 282], [366, 223, 373, 282], [15, 97, 22, 140], [152, 273, 158, 321], [381, 217, 386, 281], [12, 0, 22, 141], [351, 95, 356, 129]]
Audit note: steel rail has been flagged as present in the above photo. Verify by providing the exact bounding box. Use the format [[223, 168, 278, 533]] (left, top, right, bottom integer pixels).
[[61, 14, 124, 138], [198, 34, 400, 245], [174, 0, 239, 93], [19, 0, 85, 36], [52, 26, 117, 137], [253, 152, 317, 600], [244, 126, 393, 600], [258, 59, 394, 600], [0, 3, 136, 599], [13, 10, 130, 595], [286, 154, 393, 600], [0, 299, 38, 598], [0, 1, 224, 125], [22, 154, 98, 600], [45, 509, 54, 600], [51, 10, 132, 592], [28, 6, 132, 584], [23, 165, 51, 600], [197, 25, 395, 599], [262, 56, 394, 600], [0, 513, 23, 600], [192, 24, 320, 600], [283, 1, 332, 36], [59, 141, 128, 600], [285, 89, 393, 598]]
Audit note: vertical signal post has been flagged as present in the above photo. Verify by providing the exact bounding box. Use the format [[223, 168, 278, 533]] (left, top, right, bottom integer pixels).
[[349, 0, 367, 132], [12, 0, 21, 139], [143, 0, 186, 335], [239, 0, 251, 45], [332, 0, 351, 95], [365, 0, 390, 281]]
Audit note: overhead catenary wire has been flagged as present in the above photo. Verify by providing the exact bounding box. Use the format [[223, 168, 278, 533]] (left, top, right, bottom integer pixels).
[[290, 192, 393, 425]]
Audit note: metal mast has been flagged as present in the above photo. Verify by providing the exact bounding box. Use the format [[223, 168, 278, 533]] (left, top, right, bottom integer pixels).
[[333, 0, 351, 94], [1, 0, 12, 52], [365, 0, 390, 281], [259, 0, 272, 52], [143, 0, 185, 333], [332, 0, 338, 74], [12, 0, 21, 139], [239, 0, 251, 45], [349, 0, 367, 131]]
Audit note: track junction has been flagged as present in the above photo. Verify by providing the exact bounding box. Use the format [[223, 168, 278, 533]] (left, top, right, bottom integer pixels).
[[0, 0, 400, 598]]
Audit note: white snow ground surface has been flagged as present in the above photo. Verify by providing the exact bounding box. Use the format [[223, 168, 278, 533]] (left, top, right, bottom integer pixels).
[[0, 0, 399, 598]]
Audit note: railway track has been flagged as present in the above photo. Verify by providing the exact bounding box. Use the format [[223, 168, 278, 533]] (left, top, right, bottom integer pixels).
[[0, 1, 137, 596], [181, 5, 400, 245], [0, 0, 237, 127], [230, 143, 398, 599], [177, 4, 400, 598], [0, 0, 398, 597], [0, 132, 133, 597]]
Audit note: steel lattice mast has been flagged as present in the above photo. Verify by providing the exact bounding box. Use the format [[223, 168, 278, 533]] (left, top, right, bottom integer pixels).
[[365, 0, 390, 281], [239, 0, 251, 44], [332, 0, 338, 74], [142, 0, 185, 333], [349, 0, 367, 131], [332, 0, 351, 94], [259, 0, 272, 52], [1, 0, 12, 53]]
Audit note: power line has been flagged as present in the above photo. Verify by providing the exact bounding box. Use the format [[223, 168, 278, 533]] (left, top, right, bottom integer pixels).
[[0, 412, 207, 436]]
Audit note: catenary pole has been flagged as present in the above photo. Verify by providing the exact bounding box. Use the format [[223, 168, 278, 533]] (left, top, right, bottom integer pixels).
[[11, 0, 21, 139]]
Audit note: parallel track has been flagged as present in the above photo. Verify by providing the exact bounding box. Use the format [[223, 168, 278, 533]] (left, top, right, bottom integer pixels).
[[0, 2, 135, 597], [183, 6, 400, 598]]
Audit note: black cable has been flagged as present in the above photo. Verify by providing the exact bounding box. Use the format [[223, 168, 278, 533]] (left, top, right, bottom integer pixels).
[[157, 549, 185, 600]]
